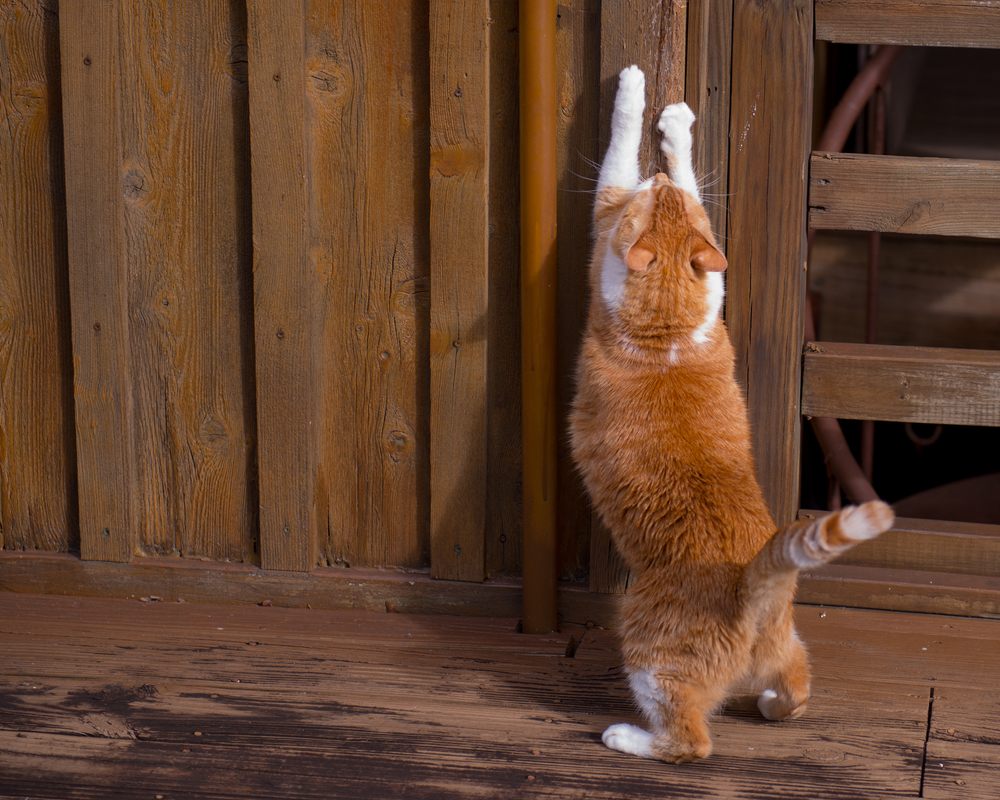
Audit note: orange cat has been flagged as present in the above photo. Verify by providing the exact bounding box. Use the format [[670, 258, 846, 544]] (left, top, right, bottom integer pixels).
[[569, 66, 895, 763]]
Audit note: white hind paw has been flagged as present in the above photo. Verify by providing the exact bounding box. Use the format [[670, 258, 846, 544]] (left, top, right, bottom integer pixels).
[[657, 103, 696, 155], [840, 500, 895, 542], [615, 66, 646, 121], [602, 723, 654, 758]]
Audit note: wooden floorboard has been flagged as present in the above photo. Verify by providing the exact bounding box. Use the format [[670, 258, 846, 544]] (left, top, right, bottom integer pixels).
[[2, 595, 999, 798]]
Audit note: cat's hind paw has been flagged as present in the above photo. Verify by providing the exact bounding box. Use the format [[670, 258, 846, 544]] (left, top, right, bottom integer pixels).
[[614, 65, 646, 122], [757, 688, 807, 721], [657, 103, 696, 157], [602, 723, 654, 758]]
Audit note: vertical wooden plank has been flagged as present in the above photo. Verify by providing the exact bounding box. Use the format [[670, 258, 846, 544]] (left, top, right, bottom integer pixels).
[[247, 1, 316, 571], [0, 0, 77, 552], [306, 1, 430, 569], [590, 0, 689, 593], [485, 0, 522, 578], [60, 0, 135, 562], [555, 0, 602, 582], [428, 0, 489, 582], [685, 0, 733, 251], [599, 0, 688, 177], [727, 0, 812, 524], [117, 1, 256, 563]]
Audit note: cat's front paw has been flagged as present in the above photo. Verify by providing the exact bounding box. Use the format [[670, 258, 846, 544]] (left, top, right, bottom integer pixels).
[[657, 102, 696, 156], [602, 723, 654, 758], [615, 65, 646, 122]]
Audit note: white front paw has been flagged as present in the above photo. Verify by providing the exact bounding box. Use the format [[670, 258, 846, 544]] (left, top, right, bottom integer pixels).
[[602, 723, 654, 758], [657, 102, 696, 155], [615, 65, 646, 121]]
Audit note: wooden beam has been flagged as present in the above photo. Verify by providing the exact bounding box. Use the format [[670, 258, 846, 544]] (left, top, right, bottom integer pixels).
[[802, 512, 1000, 578], [428, 0, 489, 582], [727, 0, 812, 525], [802, 342, 1000, 427], [0, 1, 77, 552], [810, 153, 1000, 238], [59, 0, 136, 562], [246, 1, 316, 571], [685, 0, 734, 250], [816, 0, 1000, 49]]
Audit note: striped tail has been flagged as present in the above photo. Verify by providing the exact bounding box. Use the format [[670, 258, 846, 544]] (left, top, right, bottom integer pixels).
[[741, 501, 895, 609]]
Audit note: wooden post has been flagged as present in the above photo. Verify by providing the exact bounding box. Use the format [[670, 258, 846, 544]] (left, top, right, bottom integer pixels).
[[60, 0, 136, 562], [727, 0, 813, 525], [428, 0, 490, 582], [520, 0, 559, 633], [246, 0, 317, 571]]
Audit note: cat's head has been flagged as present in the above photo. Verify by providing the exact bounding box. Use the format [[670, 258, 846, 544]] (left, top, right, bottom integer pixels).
[[595, 174, 727, 351]]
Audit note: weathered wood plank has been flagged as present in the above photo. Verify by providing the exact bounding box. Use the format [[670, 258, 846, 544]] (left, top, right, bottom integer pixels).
[[247, 1, 315, 571], [428, 0, 489, 582], [484, 0, 523, 578], [815, 0, 1000, 49], [6, 594, 984, 799], [59, 0, 135, 562], [801, 513, 1000, 577], [305, 1, 430, 570], [684, 0, 733, 249], [0, 0, 76, 552], [924, 688, 1000, 800], [591, 0, 689, 595], [798, 564, 1000, 619], [727, 0, 811, 525], [801, 342, 1000, 426], [809, 153, 1000, 238], [555, 0, 601, 581], [117, 1, 256, 562]]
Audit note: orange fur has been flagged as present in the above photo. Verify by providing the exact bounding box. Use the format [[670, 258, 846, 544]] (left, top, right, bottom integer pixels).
[[570, 133, 894, 763]]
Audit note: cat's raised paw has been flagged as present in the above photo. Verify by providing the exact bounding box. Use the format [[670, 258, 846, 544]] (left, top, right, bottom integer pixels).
[[657, 103, 696, 155], [602, 723, 654, 758], [615, 66, 646, 120], [757, 688, 807, 721]]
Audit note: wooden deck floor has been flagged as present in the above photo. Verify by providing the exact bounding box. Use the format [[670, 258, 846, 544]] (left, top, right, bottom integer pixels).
[[1, 593, 998, 799]]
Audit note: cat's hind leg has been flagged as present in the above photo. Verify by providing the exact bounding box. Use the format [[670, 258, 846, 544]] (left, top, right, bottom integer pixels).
[[603, 668, 722, 763], [657, 103, 700, 201], [749, 607, 811, 721], [598, 65, 645, 192]]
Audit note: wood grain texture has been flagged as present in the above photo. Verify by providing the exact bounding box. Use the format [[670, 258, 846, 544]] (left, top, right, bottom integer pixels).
[[555, 0, 600, 581], [247, 1, 315, 571], [809, 153, 1000, 238], [801, 342, 1000, 426], [7, 595, 1000, 798], [118, 1, 256, 563], [801, 512, 1000, 577], [0, 0, 77, 552], [684, 0, 733, 248], [727, 0, 812, 525], [484, 0, 522, 578], [59, 0, 135, 562], [590, 0, 689, 595], [428, 0, 489, 582], [305, 0, 431, 571], [815, 0, 1000, 49], [924, 688, 1000, 800]]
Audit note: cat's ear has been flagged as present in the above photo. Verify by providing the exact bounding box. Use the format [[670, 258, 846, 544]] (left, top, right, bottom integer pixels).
[[691, 235, 727, 273], [626, 243, 656, 272]]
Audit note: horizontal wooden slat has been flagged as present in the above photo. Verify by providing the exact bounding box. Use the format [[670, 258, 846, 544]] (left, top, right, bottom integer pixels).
[[809, 153, 1000, 238], [800, 512, 1000, 577], [815, 0, 1000, 49], [797, 564, 1000, 619], [802, 342, 1000, 426]]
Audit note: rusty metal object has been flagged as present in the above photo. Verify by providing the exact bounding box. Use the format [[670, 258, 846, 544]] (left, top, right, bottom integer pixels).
[[519, 0, 559, 633]]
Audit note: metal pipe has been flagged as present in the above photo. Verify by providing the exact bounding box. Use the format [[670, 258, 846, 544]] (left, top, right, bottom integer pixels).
[[519, 0, 559, 634]]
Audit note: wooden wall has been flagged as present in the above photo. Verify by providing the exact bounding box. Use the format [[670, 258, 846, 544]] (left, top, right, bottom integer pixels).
[[1, 0, 808, 595]]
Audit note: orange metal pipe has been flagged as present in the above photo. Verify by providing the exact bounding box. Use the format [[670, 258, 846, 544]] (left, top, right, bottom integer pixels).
[[519, 0, 559, 634]]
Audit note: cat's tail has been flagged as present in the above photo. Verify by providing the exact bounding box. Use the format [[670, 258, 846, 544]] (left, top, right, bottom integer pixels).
[[741, 501, 895, 610]]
